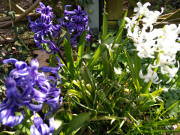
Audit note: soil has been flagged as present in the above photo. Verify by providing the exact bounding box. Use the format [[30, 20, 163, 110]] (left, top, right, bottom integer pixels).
[[0, 0, 33, 13]]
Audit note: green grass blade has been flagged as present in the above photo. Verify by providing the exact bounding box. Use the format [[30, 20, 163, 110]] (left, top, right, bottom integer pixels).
[[154, 100, 180, 122]]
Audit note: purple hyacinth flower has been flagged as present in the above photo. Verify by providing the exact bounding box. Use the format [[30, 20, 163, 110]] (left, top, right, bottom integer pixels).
[[30, 114, 55, 135], [40, 57, 64, 82], [29, 2, 62, 54], [5, 77, 20, 98], [0, 58, 63, 128], [0, 77, 24, 127], [63, 5, 92, 45], [36, 2, 53, 23], [0, 107, 24, 127]]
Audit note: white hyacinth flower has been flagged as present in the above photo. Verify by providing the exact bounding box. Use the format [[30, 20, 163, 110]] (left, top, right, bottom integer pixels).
[[160, 62, 179, 83], [142, 8, 164, 29], [139, 65, 162, 84], [114, 67, 122, 75], [134, 2, 151, 19], [125, 2, 180, 84]]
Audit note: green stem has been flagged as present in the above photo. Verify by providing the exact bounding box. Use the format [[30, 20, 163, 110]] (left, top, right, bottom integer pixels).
[[48, 33, 67, 66]]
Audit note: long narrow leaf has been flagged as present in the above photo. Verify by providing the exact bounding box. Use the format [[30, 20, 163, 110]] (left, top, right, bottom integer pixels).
[[154, 100, 180, 122], [134, 51, 141, 84], [102, 50, 110, 79], [81, 67, 95, 91], [87, 45, 101, 69], [112, 10, 128, 48], [124, 50, 140, 93], [101, 9, 108, 41], [63, 32, 75, 79], [112, 37, 129, 65], [77, 30, 87, 68], [64, 113, 90, 135]]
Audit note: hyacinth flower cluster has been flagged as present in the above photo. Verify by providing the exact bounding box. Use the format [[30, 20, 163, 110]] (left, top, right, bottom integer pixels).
[[30, 112, 55, 135], [125, 2, 180, 84], [0, 58, 63, 134], [29, 2, 62, 54], [29, 2, 92, 53], [63, 5, 92, 45]]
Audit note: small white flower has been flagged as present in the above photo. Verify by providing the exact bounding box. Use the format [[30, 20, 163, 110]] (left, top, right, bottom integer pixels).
[[105, 43, 118, 54], [139, 64, 162, 84], [134, 2, 151, 19], [114, 67, 122, 75], [125, 17, 137, 29], [142, 8, 164, 30], [163, 87, 169, 92], [161, 63, 179, 83]]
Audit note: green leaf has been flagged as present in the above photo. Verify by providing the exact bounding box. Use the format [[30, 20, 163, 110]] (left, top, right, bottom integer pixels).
[[77, 30, 87, 68], [103, 36, 114, 44], [154, 100, 180, 121], [64, 113, 90, 135], [0, 131, 16, 135], [140, 99, 156, 111], [15, 123, 31, 135], [14, 109, 31, 135], [98, 90, 114, 114], [67, 89, 83, 98], [63, 32, 75, 79], [80, 67, 95, 90], [142, 53, 160, 93], [149, 118, 178, 127], [82, 54, 92, 59], [87, 45, 101, 69], [134, 51, 141, 84], [102, 50, 110, 79], [90, 115, 126, 121], [101, 10, 108, 41], [157, 102, 164, 116], [112, 37, 129, 66], [49, 54, 57, 67], [151, 88, 163, 97], [124, 50, 140, 93], [112, 10, 128, 48], [18, 38, 29, 50]]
